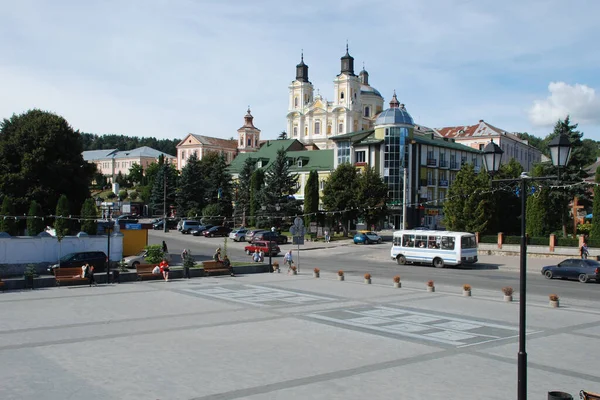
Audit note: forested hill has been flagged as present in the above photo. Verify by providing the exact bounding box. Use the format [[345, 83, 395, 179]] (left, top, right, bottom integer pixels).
[[80, 133, 179, 156]]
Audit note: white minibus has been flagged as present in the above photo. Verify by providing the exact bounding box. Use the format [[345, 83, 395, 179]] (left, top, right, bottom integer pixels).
[[390, 230, 478, 268]]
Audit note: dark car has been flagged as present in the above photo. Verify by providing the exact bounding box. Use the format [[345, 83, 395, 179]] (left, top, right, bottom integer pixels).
[[203, 226, 231, 237], [246, 229, 266, 242], [116, 214, 139, 224], [47, 251, 107, 274], [542, 258, 600, 283], [152, 219, 180, 230], [252, 231, 288, 245], [191, 225, 214, 236]]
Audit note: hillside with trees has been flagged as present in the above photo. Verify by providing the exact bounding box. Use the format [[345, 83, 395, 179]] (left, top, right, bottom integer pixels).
[[80, 132, 179, 156]]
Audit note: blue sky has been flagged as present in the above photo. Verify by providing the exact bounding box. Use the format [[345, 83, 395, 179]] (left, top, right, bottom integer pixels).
[[1, 0, 599, 142]]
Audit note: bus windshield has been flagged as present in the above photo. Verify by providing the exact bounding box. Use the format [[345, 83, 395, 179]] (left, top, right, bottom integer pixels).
[[461, 236, 477, 249]]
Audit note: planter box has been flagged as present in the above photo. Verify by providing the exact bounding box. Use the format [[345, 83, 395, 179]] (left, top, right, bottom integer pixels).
[[427, 286, 435, 293], [393, 282, 401, 288], [550, 300, 559, 308], [338, 275, 344, 281], [463, 290, 471, 297], [364, 278, 371, 284], [313, 272, 320, 278], [504, 295, 513, 302]]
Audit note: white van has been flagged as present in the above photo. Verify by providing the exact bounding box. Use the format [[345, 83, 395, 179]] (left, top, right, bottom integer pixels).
[[390, 230, 478, 268], [179, 220, 200, 234]]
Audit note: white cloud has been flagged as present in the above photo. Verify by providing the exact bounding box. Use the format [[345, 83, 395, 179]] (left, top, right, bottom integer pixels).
[[529, 82, 600, 127]]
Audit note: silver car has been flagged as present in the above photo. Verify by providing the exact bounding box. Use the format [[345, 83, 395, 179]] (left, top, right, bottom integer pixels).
[[123, 250, 171, 268], [229, 228, 248, 242]]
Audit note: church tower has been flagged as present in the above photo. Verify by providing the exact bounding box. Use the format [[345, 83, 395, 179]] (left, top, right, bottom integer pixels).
[[237, 108, 261, 153], [333, 44, 362, 135], [288, 52, 314, 140]]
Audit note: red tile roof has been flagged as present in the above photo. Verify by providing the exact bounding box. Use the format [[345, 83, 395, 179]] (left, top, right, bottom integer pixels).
[[185, 134, 238, 151], [436, 120, 527, 144]]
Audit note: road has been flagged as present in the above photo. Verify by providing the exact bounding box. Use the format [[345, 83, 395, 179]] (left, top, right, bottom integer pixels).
[[148, 230, 600, 303]]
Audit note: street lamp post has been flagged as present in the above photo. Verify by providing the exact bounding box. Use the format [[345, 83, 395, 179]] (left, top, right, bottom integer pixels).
[[95, 197, 112, 284], [483, 135, 571, 400]]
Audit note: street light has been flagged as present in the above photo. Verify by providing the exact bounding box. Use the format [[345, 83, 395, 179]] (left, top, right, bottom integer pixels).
[[261, 203, 281, 272], [483, 133, 571, 400]]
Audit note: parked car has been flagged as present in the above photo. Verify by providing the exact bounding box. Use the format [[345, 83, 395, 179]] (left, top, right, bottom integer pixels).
[[180, 220, 201, 234], [542, 259, 600, 283], [116, 214, 139, 224], [246, 229, 267, 242], [229, 228, 248, 242], [353, 231, 383, 244], [152, 219, 180, 230], [191, 225, 214, 236], [252, 230, 288, 245], [123, 249, 171, 268], [244, 240, 281, 256], [47, 251, 107, 274], [203, 226, 231, 237]]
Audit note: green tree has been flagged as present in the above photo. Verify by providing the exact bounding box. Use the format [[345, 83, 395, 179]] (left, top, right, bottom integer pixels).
[[487, 158, 523, 235], [322, 164, 360, 236], [80, 198, 98, 235], [590, 166, 600, 239], [0, 197, 18, 235], [262, 148, 301, 228], [0, 109, 94, 215], [249, 169, 265, 227], [202, 203, 225, 225], [128, 163, 144, 185], [526, 184, 551, 237], [277, 131, 288, 140], [118, 189, 128, 201], [357, 167, 388, 229], [54, 194, 71, 237], [115, 171, 127, 187], [303, 170, 320, 226], [442, 164, 489, 233], [199, 152, 233, 220], [26, 200, 45, 236], [233, 158, 255, 226], [149, 164, 178, 217], [176, 153, 205, 218]]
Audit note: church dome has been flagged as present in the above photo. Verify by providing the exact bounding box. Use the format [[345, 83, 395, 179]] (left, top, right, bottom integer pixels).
[[360, 84, 382, 97], [375, 92, 414, 126]]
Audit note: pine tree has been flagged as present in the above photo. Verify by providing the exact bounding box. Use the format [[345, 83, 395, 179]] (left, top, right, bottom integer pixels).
[[322, 164, 360, 236], [233, 158, 255, 226], [0, 197, 18, 235], [303, 170, 319, 226], [526, 186, 550, 236], [356, 167, 388, 229], [590, 166, 600, 238], [262, 148, 301, 227], [80, 198, 98, 235], [176, 153, 205, 217], [26, 200, 45, 236], [442, 164, 489, 232], [149, 164, 178, 217], [199, 152, 233, 220], [54, 194, 70, 238], [249, 169, 264, 227]]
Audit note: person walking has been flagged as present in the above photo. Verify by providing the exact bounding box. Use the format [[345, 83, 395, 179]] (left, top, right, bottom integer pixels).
[[162, 240, 169, 254], [324, 229, 330, 243], [284, 250, 294, 274], [160, 258, 170, 282], [581, 242, 590, 259]]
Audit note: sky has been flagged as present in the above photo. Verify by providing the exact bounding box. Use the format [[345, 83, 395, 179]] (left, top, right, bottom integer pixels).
[[1, 0, 599, 142]]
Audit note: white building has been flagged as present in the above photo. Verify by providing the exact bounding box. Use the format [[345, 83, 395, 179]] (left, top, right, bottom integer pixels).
[[83, 146, 175, 182]]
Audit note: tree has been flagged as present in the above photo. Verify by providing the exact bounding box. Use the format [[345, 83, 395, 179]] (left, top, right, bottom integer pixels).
[[0, 109, 94, 216], [26, 200, 45, 236], [262, 148, 301, 228], [322, 164, 360, 236], [176, 153, 205, 218], [128, 163, 144, 186], [54, 194, 71, 237], [590, 166, 600, 239], [115, 171, 127, 187], [526, 184, 551, 237], [118, 189, 128, 201], [0, 197, 18, 236], [303, 170, 319, 226], [80, 198, 98, 235], [202, 203, 224, 225], [233, 158, 255, 226], [278, 131, 288, 140], [356, 167, 388, 229], [442, 164, 489, 233], [198, 152, 233, 220], [487, 158, 523, 235], [249, 169, 265, 227], [149, 164, 178, 217]]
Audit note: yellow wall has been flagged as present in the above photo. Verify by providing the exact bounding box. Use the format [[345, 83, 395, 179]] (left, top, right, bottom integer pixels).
[[122, 229, 148, 256]]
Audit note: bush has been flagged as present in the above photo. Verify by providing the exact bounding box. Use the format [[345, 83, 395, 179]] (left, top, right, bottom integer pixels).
[[502, 287, 514, 296], [118, 190, 128, 201], [364, 273, 371, 280], [587, 238, 600, 248], [504, 236, 521, 245], [479, 235, 497, 244], [427, 280, 434, 287], [313, 268, 320, 273], [337, 270, 344, 276], [556, 238, 579, 247], [393, 275, 401, 283], [183, 254, 196, 269], [549, 294, 559, 301], [577, 223, 593, 235], [144, 244, 165, 264], [528, 236, 548, 246], [463, 284, 471, 291]]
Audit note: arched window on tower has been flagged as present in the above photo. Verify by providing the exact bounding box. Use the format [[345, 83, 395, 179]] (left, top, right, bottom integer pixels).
[[327, 125, 332, 134], [247, 136, 252, 146], [304, 94, 309, 104], [340, 91, 345, 100], [304, 127, 308, 136], [293, 126, 298, 137], [294, 96, 298, 108], [338, 123, 344, 134], [315, 121, 320, 134], [364, 106, 370, 117]]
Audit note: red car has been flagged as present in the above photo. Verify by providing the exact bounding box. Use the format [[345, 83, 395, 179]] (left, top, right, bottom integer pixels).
[[244, 240, 280, 256]]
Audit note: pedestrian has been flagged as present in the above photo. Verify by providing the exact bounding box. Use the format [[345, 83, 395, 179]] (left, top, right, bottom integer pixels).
[[162, 241, 168, 254], [214, 248, 222, 262], [223, 255, 234, 277], [181, 248, 188, 262], [83, 263, 97, 287], [253, 249, 260, 263], [259, 249, 265, 262], [324, 229, 330, 243], [160, 258, 170, 281], [284, 250, 294, 273], [581, 242, 590, 259]]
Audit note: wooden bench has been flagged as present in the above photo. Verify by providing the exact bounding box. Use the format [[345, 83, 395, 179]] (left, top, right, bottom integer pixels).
[[202, 260, 230, 276], [0, 278, 4, 291], [581, 390, 600, 400], [136, 264, 162, 281], [55, 267, 88, 286]]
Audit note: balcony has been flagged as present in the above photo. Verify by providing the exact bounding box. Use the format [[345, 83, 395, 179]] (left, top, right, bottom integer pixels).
[[426, 158, 437, 167], [439, 179, 449, 187], [439, 160, 448, 168]]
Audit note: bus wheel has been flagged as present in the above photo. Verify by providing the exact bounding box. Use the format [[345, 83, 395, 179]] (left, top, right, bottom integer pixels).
[[397, 255, 407, 265], [433, 258, 444, 268]]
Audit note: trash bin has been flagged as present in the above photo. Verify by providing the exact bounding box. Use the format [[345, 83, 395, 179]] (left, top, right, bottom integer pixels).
[[548, 391, 573, 400]]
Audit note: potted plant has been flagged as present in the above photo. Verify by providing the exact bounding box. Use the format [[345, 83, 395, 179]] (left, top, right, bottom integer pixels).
[[313, 267, 320, 278], [502, 286, 513, 302], [337, 270, 344, 281], [24, 264, 38, 290], [549, 293, 559, 308], [272, 261, 280, 273], [462, 284, 472, 297], [290, 265, 297, 275], [426, 280, 435, 293], [393, 275, 401, 288], [364, 273, 372, 284]]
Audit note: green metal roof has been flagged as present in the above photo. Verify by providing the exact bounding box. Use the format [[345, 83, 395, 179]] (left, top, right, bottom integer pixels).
[[413, 134, 481, 153], [288, 149, 334, 172], [329, 129, 374, 142]]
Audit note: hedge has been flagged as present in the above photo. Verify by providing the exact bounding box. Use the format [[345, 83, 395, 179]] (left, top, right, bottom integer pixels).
[[556, 237, 579, 247], [479, 235, 497, 244]]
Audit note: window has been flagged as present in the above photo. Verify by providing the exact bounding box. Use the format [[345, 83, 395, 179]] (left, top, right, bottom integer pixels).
[[293, 126, 298, 137], [304, 94, 309, 104], [337, 141, 351, 164], [441, 236, 455, 250], [320, 180, 325, 190], [247, 138, 252, 146], [355, 151, 366, 163], [297, 159, 303, 167], [305, 127, 308, 136], [428, 236, 441, 249], [340, 91, 344, 100], [327, 125, 332, 134], [294, 97, 298, 107], [461, 236, 477, 249], [402, 234, 415, 247], [416, 235, 428, 248], [338, 123, 344, 134], [364, 106, 370, 117], [315, 121, 320, 134]]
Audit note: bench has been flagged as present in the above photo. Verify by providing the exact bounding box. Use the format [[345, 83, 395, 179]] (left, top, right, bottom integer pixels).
[[136, 264, 162, 281], [55, 267, 88, 286], [0, 278, 4, 291], [581, 390, 600, 400], [202, 260, 230, 276]]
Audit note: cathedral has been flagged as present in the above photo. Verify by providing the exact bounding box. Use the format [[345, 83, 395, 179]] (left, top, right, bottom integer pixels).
[[286, 46, 385, 149]]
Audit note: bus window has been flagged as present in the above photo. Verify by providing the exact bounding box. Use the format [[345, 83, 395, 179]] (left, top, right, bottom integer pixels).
[[441, 236, 455, 250], [416, 235, 428, 248], [428, 236, 439, 249], [393, 236, 401, 246], [402, 234, 415, 247], [461, 236, 477, 249]]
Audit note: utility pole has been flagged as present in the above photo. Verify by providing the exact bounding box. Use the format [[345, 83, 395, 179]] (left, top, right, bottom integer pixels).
[[163, 170, 169, 233], [402, 167, 408, 230]]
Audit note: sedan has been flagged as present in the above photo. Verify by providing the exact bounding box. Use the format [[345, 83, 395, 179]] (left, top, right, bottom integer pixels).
[[191, 225, 214, 236], [542, 258, 600, 283], [229, 228, 248, 242], [246, 229, 267, 242], [353, 231, 383, 244], [203, 226, 231, 237], [244, 240, 280, 256], [123, 250, 171, 268]]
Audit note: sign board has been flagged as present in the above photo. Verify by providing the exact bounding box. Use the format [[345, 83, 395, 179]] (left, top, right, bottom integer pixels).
[[294, 216, 304, 228], [292, 236, 304, 245], [125, 223, 142, 230]]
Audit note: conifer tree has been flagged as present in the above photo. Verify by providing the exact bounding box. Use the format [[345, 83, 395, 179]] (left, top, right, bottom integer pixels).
[[54, 194, 70, 238], [249, 169, 264, 227], [262, 148, 301, 227], [80, 198, 98, 235], [590, 166, 600, 238], [176, 153, 205, 217], [234, 158, 255, 226], [322, 164, 360, 236], [26, 200, 45, 236], [303, 170, 319, 226], [149, 164, 178, 217], [442, 164, 489, 232], [0, 197, 18, 236]]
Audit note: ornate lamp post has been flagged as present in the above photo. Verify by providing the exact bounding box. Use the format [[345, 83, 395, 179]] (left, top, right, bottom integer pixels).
[[483, 134, 571, 400]]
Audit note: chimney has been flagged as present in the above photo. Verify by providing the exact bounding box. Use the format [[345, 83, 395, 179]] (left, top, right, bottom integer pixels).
[[479, 119, 484, 123]]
